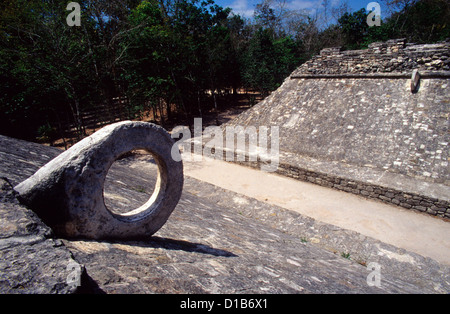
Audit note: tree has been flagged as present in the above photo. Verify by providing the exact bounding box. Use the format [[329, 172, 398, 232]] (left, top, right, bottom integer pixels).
[[0, 0, 142, 141], [240, 27, 299, 96], [0, 0, 94, 140], [254, 1, 279, 32], [338, 8, 370, 49], [383, 0, 450, 43], [125, 0, 240, 122]]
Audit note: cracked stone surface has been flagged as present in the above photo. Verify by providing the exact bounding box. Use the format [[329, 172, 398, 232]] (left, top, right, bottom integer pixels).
[[0, 179, 83, 293], [1, 135, 448, 293]]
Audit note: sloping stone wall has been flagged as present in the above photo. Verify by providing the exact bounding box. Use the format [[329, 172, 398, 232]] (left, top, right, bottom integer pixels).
[[224, 39, 450, 218], [231, 77, 449, 186]]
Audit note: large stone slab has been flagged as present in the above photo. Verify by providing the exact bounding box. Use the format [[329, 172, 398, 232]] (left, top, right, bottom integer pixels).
[[219, 40, 450, 218], [64, 160, 450, 294], [14, 121, 183, 239]]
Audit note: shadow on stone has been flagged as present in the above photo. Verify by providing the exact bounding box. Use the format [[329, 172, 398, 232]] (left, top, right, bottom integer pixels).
[[139, 236, 238, 258], [116, 236, 238, 257], [75, 270, 107, 294]]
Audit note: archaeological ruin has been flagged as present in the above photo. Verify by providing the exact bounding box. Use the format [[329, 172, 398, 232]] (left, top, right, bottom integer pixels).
[[224, 39, 450, 218], [1, 39, 449, 294]]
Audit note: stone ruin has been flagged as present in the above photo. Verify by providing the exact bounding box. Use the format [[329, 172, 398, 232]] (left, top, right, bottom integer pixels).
[[1, 38, 449, 294], [2, 132, 449, 294], [10, 39, 449, 240], [225, 39, 450, 218], [14, 121, 184, 239]]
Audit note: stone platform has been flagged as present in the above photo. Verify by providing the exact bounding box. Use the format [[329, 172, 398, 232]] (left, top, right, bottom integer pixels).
[[0, 135, 449, 293], [218, 40, 450, 218]]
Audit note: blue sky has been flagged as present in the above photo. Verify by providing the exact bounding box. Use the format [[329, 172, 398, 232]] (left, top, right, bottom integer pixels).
[[214, 0, 387, 18]]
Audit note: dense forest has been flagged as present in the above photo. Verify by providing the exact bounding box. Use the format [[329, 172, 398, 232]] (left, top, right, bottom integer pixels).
[[0, 0, 449, 144]]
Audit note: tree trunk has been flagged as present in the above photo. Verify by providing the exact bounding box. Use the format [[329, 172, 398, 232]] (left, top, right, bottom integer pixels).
[[67, 83, 84, 139], [158, 98, 165, 128], [212, 88, 219, 125], [197, 90, 202, 117]]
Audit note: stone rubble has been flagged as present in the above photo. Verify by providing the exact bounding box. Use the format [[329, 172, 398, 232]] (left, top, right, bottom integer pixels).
[[291, 39, 450, 76]]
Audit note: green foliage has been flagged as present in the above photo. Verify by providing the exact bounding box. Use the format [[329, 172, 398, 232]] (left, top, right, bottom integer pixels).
[[338, 8, 370, 49], [0, 0, 448, 141], [336, 0, 449, 50]]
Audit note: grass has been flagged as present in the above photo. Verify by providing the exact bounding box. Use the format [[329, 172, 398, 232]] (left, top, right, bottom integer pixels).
[[132, 185, 147, 193]]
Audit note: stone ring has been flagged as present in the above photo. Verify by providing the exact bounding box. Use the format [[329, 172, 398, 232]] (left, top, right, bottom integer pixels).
[[15, 121, 183, 240]]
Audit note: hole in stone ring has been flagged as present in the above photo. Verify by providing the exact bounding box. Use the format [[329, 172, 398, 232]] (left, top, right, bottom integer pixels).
[[103, 149, 163, 221]]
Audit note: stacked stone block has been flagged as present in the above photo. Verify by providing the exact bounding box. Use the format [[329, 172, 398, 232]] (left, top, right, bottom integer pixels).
[[291, 39, 450, 76]]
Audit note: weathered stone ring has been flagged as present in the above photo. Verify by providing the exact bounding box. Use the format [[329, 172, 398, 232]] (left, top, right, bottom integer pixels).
[[15, 121, 183, 240]]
